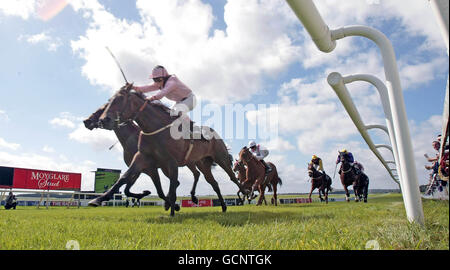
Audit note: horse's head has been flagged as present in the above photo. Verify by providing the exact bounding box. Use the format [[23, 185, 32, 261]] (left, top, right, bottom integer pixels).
[[99, 84, 143, 130], [233, 159, 245, 173], [239, 146, 252, 164], [307, 162, 315, 177], [83, 103, 108, 130]]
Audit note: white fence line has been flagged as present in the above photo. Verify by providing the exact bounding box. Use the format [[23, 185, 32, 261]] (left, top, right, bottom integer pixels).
[[286, 0, 424, 225]]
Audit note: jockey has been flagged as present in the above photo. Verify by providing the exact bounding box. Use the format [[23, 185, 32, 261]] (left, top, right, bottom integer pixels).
[[336, 149, 361, 175], [131, 65, 196, 123], [311, 155, 325, 174], [248, 141, 272, 173]]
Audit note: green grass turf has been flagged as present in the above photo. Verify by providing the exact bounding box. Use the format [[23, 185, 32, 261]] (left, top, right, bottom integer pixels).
[[0, 193, 447, 250]]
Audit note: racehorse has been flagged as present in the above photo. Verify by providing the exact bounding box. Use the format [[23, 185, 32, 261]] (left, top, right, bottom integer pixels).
[[84, 103, 207, 209], [233, 159, 257, 204], [338, 151, 369, 202], [353, 167, 369, 203], [307, 162, 332, 203], [238, 147, 282, 206], [92, 85, 247, 216]]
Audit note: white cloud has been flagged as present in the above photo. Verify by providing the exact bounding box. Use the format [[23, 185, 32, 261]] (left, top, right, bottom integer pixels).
[[42, 145, 55, 153], [0, 138, 20, 151], [0, 0, 36, 20], [49, 112, 83, 129], [0, 110, 10, 122], [19, 31, 62, 51], [69, 0, 302, 104], [68, 124, 120, 152]]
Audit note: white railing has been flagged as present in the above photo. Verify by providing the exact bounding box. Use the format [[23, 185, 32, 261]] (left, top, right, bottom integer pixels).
[[286, 0, 424, 225], [327, 73, 400, 188]]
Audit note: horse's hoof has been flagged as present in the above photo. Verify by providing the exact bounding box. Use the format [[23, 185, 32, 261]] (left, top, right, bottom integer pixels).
[[143, 190, 151, 196], [222, 205, 227, 212], [175, 204, 180, 212], [191, 196, 199, 205], [164, 202, 170, 211], [88, 199, 100, 207]]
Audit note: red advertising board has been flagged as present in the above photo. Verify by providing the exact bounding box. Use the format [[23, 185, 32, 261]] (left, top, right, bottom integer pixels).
[[296, 198, 312, 204], [12, 168, 81, 190], [181, 199, 213, 207]]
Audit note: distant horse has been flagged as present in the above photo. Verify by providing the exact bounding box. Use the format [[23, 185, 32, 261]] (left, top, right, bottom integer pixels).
[[353, 168, 369, 203], [307, 162, 332, 203], [92, 85, 247, 216], [83, 103, 208, 209], [233, 159, 257, 204], [238, 147, 282, 206], [338, 151, 368, 202]]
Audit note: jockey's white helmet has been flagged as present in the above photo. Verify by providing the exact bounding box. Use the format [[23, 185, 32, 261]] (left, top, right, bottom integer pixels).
[[248, 141, 256, 148]]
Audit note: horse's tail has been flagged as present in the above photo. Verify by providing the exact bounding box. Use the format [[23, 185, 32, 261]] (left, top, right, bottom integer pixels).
[[277, 176, 282, 186], [326, 175, 333, 192]]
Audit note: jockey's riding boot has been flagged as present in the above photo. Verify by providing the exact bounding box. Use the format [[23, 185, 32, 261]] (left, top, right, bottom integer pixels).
[[261, 160, 272, 174]]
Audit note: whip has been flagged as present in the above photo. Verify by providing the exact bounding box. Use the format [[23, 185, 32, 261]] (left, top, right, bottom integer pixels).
[[333, 163, 338, 180], [105, 46, 129, 84]]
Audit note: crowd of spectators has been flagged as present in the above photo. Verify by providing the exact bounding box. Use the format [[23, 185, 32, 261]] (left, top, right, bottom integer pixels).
[[423, 134, 448, 198]]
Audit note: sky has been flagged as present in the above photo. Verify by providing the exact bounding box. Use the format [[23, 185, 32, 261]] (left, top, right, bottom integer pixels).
[[0, 0, 448, 197]]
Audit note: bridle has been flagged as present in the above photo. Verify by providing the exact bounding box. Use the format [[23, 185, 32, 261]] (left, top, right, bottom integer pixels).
[[308, 164, 324, 180], [109, 89, 173, 136], [339, 152, 353, 174]]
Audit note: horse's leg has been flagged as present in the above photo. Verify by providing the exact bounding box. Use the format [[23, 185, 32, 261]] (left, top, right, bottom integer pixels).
[[123, 166, 156, 200], [272, 183, 278, 206], [215, 153, 247, 195], [256, 183, 265, 206], [253, 176, 265, 206], [308, 183, 314, 200], [353, 181, 360, 202], [143, 168, 179, 212], [364, 176, 369, 203], [89, 155, 144, 206], [343, 185, 350, 202], [187, 163, 201, 205], [196, 159, 227, 212], [160, 159, 180, 217], [341, 174, 350, 202]]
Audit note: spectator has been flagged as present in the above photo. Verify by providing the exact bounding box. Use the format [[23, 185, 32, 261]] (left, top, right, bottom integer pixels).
[[4, 192, 17, 210]]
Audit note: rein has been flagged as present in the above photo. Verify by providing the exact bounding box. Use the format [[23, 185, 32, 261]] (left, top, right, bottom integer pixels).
[[117, 97, 174, 136]]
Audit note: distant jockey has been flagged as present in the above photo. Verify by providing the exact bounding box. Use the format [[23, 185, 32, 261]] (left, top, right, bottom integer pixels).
[[311, 155, 325, 174], [248, 141, 272, 173], [336, 149, 361, 175]]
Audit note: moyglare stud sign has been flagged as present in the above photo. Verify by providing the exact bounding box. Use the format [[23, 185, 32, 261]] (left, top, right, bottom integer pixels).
[[10, 167, 81, 190]]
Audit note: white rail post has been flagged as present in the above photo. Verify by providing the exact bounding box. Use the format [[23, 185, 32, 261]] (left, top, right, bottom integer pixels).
[[331, 27, 424, 225], [429, 0, 449, 54], [286, 0, 424, 225], [327, 73, 401, 188]]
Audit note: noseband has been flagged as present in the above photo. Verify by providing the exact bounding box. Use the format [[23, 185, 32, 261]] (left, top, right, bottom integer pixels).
[[113, 91, 149, 128]]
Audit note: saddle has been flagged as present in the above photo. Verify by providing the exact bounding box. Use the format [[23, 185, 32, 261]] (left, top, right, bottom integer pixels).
[[170, 114, 211, 142]]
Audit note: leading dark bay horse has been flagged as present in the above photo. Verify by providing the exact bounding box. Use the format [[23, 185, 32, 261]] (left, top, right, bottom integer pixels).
[[307, 162, 332, 204], [238, 147, 282, 206], [338, 151, 369, 202], [93, 85, 247, 216], [84, 103, 208, 209]]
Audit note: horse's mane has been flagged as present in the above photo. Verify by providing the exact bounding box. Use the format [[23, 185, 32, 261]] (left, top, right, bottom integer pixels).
[[130, 91, 171, 115]]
